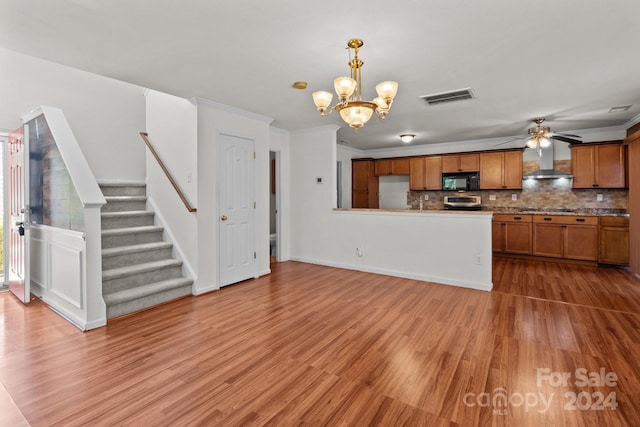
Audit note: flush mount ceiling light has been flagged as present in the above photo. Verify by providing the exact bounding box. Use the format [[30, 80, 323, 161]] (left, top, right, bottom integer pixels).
[[312, 39, 398, 130], [400, 134, 415, 143]]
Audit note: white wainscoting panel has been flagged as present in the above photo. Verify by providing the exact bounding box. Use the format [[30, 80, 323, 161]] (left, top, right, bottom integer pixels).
[[30, 225, 87, 328], [50, 243, 83, 308]]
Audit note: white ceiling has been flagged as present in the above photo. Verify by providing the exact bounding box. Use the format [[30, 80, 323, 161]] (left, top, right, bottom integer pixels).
[[2, 0, 640, 150]]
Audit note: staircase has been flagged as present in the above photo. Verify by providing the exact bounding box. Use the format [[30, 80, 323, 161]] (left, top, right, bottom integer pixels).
[[100, 183, 193, 319]]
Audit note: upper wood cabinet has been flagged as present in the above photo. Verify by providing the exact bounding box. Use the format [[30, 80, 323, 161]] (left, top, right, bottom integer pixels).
[[571, 142, 626, 188], [442, 153, 479, 173], [374, 158, 410, 176], [409, 156, 442, 190], [352, 160, 379, 208], [479, 150, 523, 189]]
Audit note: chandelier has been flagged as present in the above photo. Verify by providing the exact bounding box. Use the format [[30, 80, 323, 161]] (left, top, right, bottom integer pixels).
[[312, 39, 398, 130]]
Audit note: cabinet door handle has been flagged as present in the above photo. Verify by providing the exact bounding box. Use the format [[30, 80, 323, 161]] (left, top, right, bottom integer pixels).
[[576, 218, 586, 222], [543, 217, 552, 221], [513, 216, 522, 220]]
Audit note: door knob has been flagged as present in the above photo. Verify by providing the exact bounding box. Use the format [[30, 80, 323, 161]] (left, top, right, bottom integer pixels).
[[220, 215, 228, 221]]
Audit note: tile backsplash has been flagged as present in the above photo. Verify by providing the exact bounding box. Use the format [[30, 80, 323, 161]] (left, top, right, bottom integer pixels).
[[407, 161, 628, 211]]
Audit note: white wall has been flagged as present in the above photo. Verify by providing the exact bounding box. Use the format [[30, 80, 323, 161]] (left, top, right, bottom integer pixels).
[[290, 127, 492, 290], [145, 90, 198, 278], [194, 99, 273, 294], [0, 47, 146, 181]]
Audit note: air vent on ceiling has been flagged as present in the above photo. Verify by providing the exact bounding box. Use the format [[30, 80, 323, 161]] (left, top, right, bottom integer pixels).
[[420, 88, 475, 106]]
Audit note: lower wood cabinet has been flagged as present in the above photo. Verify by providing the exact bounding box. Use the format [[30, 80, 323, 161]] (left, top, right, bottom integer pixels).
[[494, 214, 629, 265], [532, 216, 598, 261], [492, 214, 532, 254], [599, 217, 630, 265]]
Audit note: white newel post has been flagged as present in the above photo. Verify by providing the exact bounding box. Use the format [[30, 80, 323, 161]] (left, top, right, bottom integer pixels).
[[84, 205, 106, 329]]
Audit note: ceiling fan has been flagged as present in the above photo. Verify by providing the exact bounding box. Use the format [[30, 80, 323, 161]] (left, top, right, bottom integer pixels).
[[495, 117, 583, 148], [523, 117, 582, 148]]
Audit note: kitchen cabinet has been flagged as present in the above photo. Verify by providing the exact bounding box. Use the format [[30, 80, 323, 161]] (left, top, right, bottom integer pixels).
[[479, 150, 523, 189], [492, 214, 532, 254], [442, 153, 479, 173], [599, 217, 629, 265], [374, 158, 410, 176], [352, 159, 379, 208], [532, 215, 598, 261], [571, 142, 626, 189], [409, 156, 442, 190]]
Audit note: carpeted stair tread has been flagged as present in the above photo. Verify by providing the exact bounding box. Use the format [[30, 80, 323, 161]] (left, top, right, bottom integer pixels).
[[102, 241, 173, 258], [102, 225, 163, 236], [103, 277, 193, 306], [101, 210, 154, 218], [104, 195, 147, 202], [103, 259, 183, 281]]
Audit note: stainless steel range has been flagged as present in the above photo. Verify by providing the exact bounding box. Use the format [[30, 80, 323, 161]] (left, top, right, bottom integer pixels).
[[444, 195, 482, 210]]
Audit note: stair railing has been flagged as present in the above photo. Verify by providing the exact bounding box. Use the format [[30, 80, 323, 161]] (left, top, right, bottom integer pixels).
[[139, 132, 197, 213]]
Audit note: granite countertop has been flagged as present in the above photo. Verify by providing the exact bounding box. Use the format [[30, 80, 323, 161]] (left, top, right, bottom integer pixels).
[[336, 207, 629, 217], [489, 207, 629, 217]]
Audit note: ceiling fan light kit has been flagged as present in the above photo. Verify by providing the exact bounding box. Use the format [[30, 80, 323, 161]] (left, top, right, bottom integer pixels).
[[525, 117, 581, 149], [312, 39, 398, 130]]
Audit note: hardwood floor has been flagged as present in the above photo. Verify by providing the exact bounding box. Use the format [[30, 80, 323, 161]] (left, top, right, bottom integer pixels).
[[1, 258, 640, 426]]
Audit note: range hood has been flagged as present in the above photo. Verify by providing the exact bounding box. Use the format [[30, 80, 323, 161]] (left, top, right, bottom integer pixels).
[[523, 145, 573, 179]]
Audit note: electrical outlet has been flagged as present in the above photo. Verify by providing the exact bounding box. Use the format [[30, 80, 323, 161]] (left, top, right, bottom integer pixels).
[[489, 194, 496, 201], [356, 247, 363, 257], [424, 194, 429, 201], [511, 194, 518, 201], [475, 255, 482, 265], [597, 194, 604, 202], [187, 173, 192, 183]]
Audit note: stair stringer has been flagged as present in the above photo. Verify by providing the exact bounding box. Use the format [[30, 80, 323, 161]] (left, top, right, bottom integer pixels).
[[146, 195, 197, 290]]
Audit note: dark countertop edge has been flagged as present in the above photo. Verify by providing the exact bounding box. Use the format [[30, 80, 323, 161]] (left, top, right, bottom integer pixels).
[[334, 208, 629, 218]]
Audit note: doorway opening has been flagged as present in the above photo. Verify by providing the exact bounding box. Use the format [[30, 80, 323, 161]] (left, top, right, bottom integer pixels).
[[0, 132, 6, 289], [269, 150, 281, 264]]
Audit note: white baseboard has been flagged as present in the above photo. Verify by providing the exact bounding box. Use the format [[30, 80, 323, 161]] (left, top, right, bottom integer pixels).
[[288, 256, 493, 292]]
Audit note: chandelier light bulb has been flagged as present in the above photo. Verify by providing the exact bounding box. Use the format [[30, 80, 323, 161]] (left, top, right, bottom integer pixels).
[[312, 91, 333, 112]]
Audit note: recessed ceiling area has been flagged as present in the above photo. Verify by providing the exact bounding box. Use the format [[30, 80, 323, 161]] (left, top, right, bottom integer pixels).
[[1, 0, 639, 150]]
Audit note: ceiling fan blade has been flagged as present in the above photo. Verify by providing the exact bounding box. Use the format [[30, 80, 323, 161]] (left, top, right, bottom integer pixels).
[[493, 136, 522, 147], [551, 135, 583, 144], [553, 132, 582, 138]]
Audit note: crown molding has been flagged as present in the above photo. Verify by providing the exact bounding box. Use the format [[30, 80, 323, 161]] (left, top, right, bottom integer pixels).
[[623, 112, 640, 129], [190, 97, 274, 124], [290, 124, 340, 136], [336, 144, 365, 155]]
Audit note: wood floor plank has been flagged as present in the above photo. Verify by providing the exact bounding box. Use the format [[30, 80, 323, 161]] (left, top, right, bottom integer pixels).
[[1, 258, 640, 426]]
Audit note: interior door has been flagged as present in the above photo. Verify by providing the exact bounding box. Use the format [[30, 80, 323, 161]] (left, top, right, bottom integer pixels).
[[217, 133, 256, 287], [8, 125, 30, 303]]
